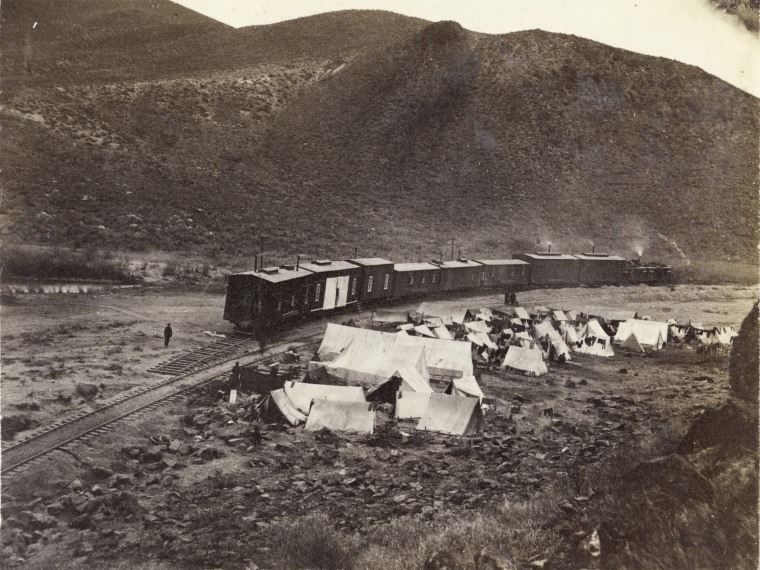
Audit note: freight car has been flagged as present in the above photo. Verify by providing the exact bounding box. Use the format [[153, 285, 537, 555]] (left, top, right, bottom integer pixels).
[[224, 250, 672, 332]]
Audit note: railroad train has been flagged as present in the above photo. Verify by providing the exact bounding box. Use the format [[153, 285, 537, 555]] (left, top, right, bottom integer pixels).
[[223, 250, 673, 332]]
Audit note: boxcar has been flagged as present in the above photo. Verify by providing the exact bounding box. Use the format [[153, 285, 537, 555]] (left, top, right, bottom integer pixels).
[[223, 266, 314, 330], [513, 252, 580, 286], [575, 253, 628, 285], [475, 259, 531, 288], [299, 260, 361, 314], [348, 258, 395, 303], [431, 259, 483, 291], [392, 262, 441, 297]]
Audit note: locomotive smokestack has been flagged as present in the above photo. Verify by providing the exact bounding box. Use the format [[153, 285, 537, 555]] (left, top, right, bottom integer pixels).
[[458, 249, 461, 260], [548, 244, 552, 253], [592, 245, 595, 253], [354, 247, 357, 258], [296, 255, 300, 271], [254, 256, 258, 272]]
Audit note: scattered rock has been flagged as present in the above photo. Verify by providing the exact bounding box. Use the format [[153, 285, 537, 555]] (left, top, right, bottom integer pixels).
[[617, 368, 628, 375], [69, 480, 83, 493]]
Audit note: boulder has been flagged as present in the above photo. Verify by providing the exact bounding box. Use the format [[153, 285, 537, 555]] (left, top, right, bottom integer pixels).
[[1, 415, 39, 441], [729, 302, 759, 403], [75, 383, 100, 399]]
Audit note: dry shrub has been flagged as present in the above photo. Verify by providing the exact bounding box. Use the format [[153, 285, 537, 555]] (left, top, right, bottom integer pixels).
[[268, 514, 359, 570]]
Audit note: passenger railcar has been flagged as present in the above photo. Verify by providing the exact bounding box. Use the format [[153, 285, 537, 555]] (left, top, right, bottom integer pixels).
[[477, 259, 531, 288], [349, 258, 395, 302], [223, 266, 313, 330], [431, 259, 482, 292], [298, 260, 360, 314], [392, 262, 441, 297]]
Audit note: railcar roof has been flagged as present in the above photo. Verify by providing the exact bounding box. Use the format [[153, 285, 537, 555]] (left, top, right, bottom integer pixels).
[[433, 260, 482, 268], [348, 257, 394, 266], [574, 254, 627, 261], [519, 253, 577, 261], [232, 267, 312, 283], [476, 259, 530, 266], [299, 260, 359, 273], [394, 262, 440, 272]]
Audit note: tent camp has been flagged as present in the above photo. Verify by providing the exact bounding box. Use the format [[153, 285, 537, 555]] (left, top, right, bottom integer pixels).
[[552, 310, 568, 322], [322, 338, 429, 386], [416, 392, 485, 436], [501, 345, 548, 376], [257, 389, 307, 426], [575, 319, 614, 357], [614, 319, 667, 350], [283, 381, 367, 415], [366, 367, 433, 402], [533, 321, 572, 360], [395, 391, 433, 420], [444, 375, 485, 402], [304, 400, 376, 434], [476, 307, 495, 321]]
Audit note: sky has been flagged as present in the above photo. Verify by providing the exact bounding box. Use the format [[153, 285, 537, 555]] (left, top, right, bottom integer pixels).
[[172, 0, 760, 98]]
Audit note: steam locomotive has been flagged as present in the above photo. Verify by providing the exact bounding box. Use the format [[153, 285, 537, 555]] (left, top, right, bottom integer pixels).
[[223, 251, 672, 332]]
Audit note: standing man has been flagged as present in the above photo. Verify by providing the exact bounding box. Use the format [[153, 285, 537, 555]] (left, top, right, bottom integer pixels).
[[164, 323, 173, 347]]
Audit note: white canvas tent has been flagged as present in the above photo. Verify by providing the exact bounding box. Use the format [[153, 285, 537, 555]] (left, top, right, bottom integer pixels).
[[513, 307, 530, 320], [317, 324, 473, 380], [304, 400, 375, 434], [413, 324, 436, 338], [464, 320, 490, 334], [619, 331, 645, 353], [395, 391, 433, 420], [445, 375, 485, 402], [614, 319, 667, 350], [283, 381, 367, 415], [533, 321, 572, 360], [416, 392, 485, 436], [323, 338, 429, 386], [501, 345, 548, 376], [575, 319, 614, 357], [259, 389, 308, 426], [432, 326, 453, 340]]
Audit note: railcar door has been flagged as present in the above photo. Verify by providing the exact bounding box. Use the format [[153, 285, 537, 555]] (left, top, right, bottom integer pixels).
[[323, 278, 337, 310], [336, 275, 349, 307]]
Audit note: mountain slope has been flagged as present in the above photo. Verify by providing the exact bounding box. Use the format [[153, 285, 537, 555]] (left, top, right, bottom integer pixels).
[[0, 6, 757, 269]]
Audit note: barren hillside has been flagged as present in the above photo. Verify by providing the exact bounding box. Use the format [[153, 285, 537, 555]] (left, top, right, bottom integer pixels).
[[1, 2, 757, 269]]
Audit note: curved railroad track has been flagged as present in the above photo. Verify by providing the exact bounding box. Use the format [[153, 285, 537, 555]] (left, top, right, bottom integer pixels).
[[1, 332, 322, 477]]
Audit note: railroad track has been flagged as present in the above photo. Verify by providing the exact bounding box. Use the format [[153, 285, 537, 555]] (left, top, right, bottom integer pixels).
[[147, 332, 258, 376], [1, 332, 322, 478]]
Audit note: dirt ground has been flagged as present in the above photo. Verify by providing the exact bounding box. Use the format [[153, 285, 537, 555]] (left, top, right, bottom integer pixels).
[[0, 283, 756, 568]]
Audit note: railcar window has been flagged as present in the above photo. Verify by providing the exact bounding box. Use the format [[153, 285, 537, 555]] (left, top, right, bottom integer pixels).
[[422, 274, 426, 284], [383, 274, 389, 290], [352, 277, 357, 295], [409, 275, 414, 285], [367, 276, 373, 292], [291, 295, 295, 307], [432, 274, 437, 283], [315, 284, 321, 301]]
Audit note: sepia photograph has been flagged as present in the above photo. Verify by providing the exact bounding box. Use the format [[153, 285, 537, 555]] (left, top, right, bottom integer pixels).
[[0, 1, 758, 568]]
